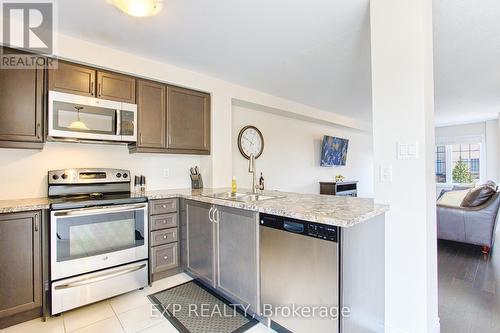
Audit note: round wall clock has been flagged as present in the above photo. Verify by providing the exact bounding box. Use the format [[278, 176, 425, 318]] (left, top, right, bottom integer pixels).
[[237, 125, 264, 159]]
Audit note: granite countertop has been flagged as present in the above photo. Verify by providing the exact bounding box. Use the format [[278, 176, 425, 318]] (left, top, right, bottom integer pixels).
[[0, 188, 388, 228], [0, 197, 50, 213], [145, 188, 389, 228]]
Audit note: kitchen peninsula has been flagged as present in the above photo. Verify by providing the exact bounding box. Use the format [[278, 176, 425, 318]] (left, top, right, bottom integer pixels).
[[0, 187, 387, 332]]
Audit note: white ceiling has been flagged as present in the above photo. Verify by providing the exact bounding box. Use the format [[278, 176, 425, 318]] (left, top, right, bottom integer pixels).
[[57, 1, 497, 127], [57, 0, 373, 124], [433, 0, 500, 126]]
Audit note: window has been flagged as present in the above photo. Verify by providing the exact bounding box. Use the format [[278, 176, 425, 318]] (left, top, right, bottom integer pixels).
[[435, 145, 447, 183], [435, 141, 482, 184], [451, 143, 480, 182]]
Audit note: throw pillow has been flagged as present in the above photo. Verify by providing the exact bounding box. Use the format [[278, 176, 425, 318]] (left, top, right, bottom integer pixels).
[[462, 185, 496, 207], [437, 189, 471, 207]]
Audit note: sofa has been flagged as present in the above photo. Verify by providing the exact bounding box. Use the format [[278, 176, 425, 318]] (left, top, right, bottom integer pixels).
[[437, 187, 500, 254]]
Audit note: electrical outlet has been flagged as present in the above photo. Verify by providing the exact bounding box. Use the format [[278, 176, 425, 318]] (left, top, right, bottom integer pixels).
[[163, 168, 170, 178]]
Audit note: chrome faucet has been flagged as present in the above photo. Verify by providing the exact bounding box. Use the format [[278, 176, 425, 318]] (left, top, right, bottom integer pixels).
[[248, 154, 264, 194]]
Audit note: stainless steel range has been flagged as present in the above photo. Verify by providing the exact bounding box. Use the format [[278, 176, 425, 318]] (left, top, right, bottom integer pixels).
[[48, 168, 148, 315]]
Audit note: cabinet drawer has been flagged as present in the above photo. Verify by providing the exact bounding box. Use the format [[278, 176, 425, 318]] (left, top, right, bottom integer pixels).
[[150, 199, 177, 215], [151, 228, 178, 246], [152, 243, 178, 273], [150, 213, 177, 231]]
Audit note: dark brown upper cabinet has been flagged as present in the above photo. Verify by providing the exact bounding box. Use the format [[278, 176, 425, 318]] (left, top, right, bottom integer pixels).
[[136, 79, 166, 148], [0, 211, 42, 328], [49, 62, 135, 103], [0, 47, 45, 149], [167, 86, 210, 153], [97, 71, 136, 103], [49, 61, 96, 97]]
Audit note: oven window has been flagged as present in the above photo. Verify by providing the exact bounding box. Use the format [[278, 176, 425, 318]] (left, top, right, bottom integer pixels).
[[56, 210, 145, 262], [53, 101, 116, 135]]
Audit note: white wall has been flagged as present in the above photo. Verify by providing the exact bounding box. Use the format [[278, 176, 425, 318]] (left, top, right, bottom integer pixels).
[[370, 0, 438, 332], [231, 104, 374, 196], [0, 142, 200, 200], [487, 119, 499, 183], [0, 32, 367, 199], [435, 121, 485, 138]]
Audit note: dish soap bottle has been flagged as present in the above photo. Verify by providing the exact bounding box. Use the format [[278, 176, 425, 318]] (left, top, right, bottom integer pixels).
[[231, 176, 237, 194]]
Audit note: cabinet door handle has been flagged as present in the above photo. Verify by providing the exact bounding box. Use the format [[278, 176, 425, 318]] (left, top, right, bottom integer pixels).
[[168, 135, 172, 145], [34, 214, 39, 232], [98, 82, 102, 96], [140, 133, 143, 144], [36, 123, 41, 139], [163, 256, 168, 260], [90, 81, 94, 96], [208, 207, 214, 223]]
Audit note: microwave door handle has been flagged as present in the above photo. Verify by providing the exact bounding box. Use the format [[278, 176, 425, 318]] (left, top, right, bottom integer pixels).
[[116, 109, 121, 136]]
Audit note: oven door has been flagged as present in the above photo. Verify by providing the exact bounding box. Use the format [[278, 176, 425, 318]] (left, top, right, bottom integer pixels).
[[50, 203, 148, 280]]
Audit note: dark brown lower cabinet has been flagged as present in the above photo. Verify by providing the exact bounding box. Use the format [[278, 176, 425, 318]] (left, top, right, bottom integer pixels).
[[0, 211, 42, 329]]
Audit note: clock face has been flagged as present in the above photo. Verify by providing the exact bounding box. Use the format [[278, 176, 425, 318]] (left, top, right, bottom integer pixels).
[[238, 126, 264, 159]]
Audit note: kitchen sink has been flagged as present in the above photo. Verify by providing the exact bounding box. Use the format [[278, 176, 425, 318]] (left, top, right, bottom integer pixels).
[[201, 192, 283, 202], [202, 192, 248, 199]]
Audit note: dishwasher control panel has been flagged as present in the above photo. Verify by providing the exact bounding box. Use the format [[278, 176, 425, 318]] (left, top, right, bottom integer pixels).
[[260, 213, 338, 243], [307, 223, 338, 242]]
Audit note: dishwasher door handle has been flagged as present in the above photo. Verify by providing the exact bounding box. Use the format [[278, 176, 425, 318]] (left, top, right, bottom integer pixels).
[[283, 221, 304, 233]]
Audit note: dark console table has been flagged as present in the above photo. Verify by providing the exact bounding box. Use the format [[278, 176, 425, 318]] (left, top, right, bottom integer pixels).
[[319, 181, 358, 197]]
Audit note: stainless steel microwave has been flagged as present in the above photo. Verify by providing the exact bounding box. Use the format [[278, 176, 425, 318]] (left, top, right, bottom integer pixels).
[[48, 91, 137, 143]]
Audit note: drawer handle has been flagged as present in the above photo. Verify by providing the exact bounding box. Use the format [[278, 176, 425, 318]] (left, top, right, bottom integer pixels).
[[163, 220, 167, 224], [163, 256, 168, 260], [163, 235, 167, 239], [162, 205, 167, 208]]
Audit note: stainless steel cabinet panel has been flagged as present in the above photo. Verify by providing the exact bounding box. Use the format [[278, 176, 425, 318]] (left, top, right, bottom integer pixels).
[[216, 206, 259, 311], [151, 228, 178, 247], [186, 200, 215, 286], [150, 213, 177, 231]]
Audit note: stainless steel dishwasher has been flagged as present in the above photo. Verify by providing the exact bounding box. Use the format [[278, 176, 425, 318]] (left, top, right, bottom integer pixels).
[[260, 213, 339, 333]]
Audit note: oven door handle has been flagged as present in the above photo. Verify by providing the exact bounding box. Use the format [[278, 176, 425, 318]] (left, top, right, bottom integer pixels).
[[53, 203, 148, 217], [54, 263, 147, 290]]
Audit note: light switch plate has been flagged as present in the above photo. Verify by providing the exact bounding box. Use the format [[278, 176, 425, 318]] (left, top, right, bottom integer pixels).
[[380, 165, 393, 183], [397, 142, 418, 160]]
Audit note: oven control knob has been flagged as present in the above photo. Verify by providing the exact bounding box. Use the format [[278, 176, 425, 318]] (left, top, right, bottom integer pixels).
[[52, 174, 59, 180], [61, 173, 68, 179], [116, 173, 122, 178], [123, 173, 128, 178]]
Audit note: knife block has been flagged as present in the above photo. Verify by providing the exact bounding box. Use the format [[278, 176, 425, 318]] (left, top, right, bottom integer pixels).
[[190, 174, 203, 189]]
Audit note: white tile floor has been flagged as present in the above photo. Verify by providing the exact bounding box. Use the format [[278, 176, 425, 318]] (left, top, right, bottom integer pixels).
[[1, 273, 274, 333]]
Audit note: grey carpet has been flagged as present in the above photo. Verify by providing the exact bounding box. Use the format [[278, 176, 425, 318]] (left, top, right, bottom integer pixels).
[[148, 280, 258, 333]]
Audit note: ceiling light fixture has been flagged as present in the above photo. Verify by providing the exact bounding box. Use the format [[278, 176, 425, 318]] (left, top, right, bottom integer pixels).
[[113, 0, 162, 17]]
